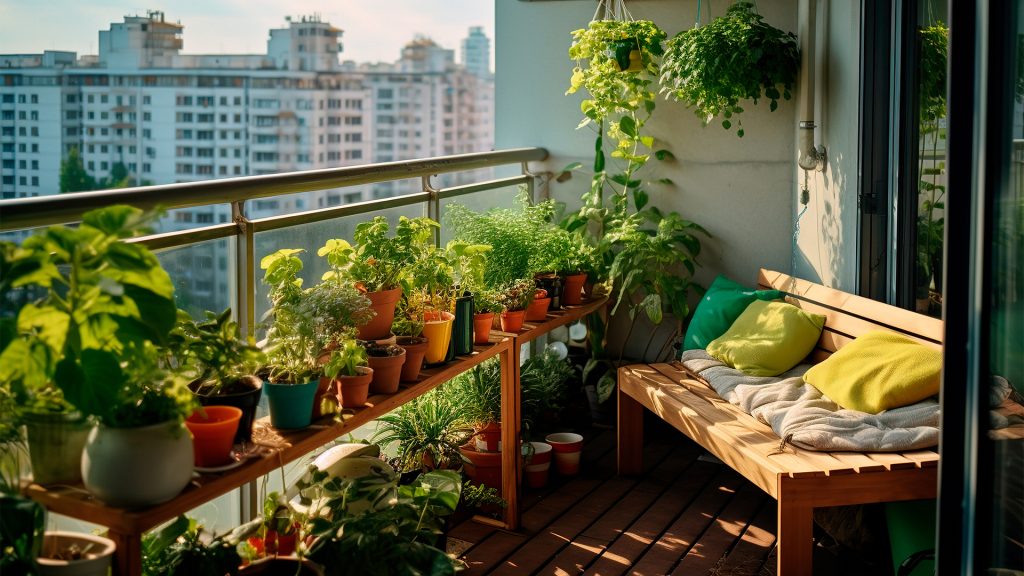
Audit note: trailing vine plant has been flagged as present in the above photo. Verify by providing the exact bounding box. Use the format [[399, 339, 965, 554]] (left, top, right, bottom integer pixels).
[[660, 1, 799, 137]]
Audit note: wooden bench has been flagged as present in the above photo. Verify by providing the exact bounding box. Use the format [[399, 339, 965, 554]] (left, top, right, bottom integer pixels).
[[617, 269, 942, 576]]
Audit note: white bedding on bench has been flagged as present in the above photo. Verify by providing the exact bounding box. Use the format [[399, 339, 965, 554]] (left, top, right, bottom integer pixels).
[[679, 350, 940, 452]]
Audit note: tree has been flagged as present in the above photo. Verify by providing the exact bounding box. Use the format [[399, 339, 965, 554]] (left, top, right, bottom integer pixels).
[[59, 147, 95, 193]]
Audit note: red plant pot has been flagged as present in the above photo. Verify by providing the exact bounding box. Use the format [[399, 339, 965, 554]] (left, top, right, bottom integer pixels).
[[332, 366, 373, 409], [473, 312, 495, 345], [500, 309, 526, 332], [561, 273, 587, 306], [264, 527, 298, 556], [473, 421, 501, 452], [459, 444, 503, 492], [356, 287, 402, 341], [524, 441, 553, 489], [185, 406, 242, 467], [367, 348, 406, 394], [545, 432, 583, 475], [525, 295, 551, 322], [396, 336, 429, 382]]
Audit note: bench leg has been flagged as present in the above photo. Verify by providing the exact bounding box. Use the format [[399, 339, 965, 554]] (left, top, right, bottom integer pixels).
[[617, 386, 644, 475], [776, 476, 814, 576]]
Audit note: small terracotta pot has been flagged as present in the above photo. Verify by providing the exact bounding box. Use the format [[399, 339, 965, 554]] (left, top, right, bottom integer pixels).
[[473, 312, 494, 345], [459, 444, 503, 492], [524, 441, 553, 489], [500, 309, 526, 332], [367, 347, 406, 394], [334, 366, 373, 409], [357, 287, 402, 341], [561, 273, 587, 306], [396, 336, 429, 382], [525, 294, 551, 322], [473, 421, 501, 452], [185, 406, 242, 467], [546, 432, 583, 475]]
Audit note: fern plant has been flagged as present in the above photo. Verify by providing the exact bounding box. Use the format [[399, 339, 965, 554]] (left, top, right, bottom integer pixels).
[[660, 1, 799, 137]]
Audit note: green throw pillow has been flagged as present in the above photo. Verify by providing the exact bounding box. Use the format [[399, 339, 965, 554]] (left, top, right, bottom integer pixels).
[[706, 300, 826, 376], [682, 275, 784, 351], [803, 331, 942, 413]]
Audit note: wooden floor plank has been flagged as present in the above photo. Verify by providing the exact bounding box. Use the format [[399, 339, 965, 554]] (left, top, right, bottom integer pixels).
[[583, 458, 722, 576], [670, 482, 770, 575], [534, 445, 698, 575], [713, 497, 778, 576], [629, 468, 746, 576]]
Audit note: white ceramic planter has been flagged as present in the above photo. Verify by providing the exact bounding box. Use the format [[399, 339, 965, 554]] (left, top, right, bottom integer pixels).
[[37, 531, 116, 576], [81, 420, 193, 507]]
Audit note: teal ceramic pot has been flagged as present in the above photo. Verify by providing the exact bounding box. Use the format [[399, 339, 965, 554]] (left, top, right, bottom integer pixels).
[[263, 379, 319, 430]]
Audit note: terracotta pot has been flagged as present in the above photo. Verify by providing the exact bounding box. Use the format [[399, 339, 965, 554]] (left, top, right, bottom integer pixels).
[[334, 366, 373, 409], [525, 292, 551, 322], [561, 273, 587, 306], [193, 379, 262, 444], [356, 287, 402, 341], [367, 347, 406, 394], [546, 432, 583, 475], [524, 441, 553, 489], [500, 309, 526, 332], [422, 310, 454, 364], [185, 406, 242, 467], [459, 444, 503, 492], [396, 336, 429, 382], [473, 421, 501, 452], [473, 312, 494, 345]]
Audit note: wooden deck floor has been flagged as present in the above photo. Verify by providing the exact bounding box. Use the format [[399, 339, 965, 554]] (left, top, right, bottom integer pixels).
[[450, 425, 779, 576]]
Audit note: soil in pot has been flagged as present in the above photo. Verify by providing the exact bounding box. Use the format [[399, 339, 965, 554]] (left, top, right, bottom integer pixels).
[[366, 344, 406, 394], [334, 366, 373, 409], [396, 336, 428, 382], [357, 287, 402, 341], [37, 531, 116, 576], [191, 376, 262, 444], [23, 411, 91, 486]]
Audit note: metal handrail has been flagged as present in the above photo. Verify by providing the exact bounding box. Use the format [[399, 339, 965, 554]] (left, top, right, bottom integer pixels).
[[0, 147, 547, 231]]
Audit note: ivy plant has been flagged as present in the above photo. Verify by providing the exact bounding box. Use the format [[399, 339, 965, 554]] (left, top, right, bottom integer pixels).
[[660, 1, 799, 137]]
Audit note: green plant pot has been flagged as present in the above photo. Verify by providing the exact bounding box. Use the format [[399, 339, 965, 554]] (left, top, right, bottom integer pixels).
[[23, 411, 91, 486], [264, 379, 319, 430]]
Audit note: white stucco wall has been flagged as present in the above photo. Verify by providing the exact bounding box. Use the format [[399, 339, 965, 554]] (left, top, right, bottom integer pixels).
[[495, 0, 860, 292]]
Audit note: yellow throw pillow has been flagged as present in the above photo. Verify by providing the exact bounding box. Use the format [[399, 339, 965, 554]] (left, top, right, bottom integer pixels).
[[803, 331, 942, 413], [706, 300, 826, 377]]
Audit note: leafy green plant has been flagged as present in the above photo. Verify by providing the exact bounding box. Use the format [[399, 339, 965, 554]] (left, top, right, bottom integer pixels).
[[372, 391, 473, 473], [391, 291, 426, 338], [472, 287, 503, 315], [303, 467, 463, 575], [0, 206, 193, 427], [260, 249, 321, 384], [441, 359, 501, 428], [141, 515, 261, 576], [496, 278, 536, 313], [323, 339, 368, 380], [304, 279, 375, 348], [520, 350, 575, 434], [318, 216, 438, 293], [169, 308, 265, 396], [915, 22, 948, 310], [460, 480, 505, 515], [660, 1, 799, 137]]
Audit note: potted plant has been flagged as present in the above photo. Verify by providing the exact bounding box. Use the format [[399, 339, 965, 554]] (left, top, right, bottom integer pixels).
[[471, 287, 501, 345], [142, 514, 264, 576], [363, 343, 406, 395], [446, 241, 491, 356], [391, 293, 429, 382], [260, 249, 323, 430], [525, 287, 551, 322], [169, 308, 265, 445], [322, 339, 373, 410], [660, 1, 799, 137], [445, 359, 502, 455], [0, 390, 48, 575], [37, 531, 117, 576], [372, 390, 473, 473], [318, 216, 438, 341], [497, 278, 535, 333]]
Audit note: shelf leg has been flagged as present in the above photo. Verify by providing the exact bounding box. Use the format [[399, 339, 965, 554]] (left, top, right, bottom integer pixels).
[[109, 530, 142, 576], [500, 340, 521, 530]]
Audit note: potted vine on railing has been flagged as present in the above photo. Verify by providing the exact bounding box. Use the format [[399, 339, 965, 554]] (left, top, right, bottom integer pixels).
[[660, 1, 799, 137]]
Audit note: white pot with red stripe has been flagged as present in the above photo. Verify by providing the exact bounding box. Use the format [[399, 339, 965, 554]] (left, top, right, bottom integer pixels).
[[545, 432, 583, 476]]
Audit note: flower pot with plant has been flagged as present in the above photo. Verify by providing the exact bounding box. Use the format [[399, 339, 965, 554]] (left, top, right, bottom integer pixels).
[[445, 359, 502, 454], [37, 531, 117, 576], [322, 339, 372, 409], [364, 343, 405, 395], [0, 399, 46, 574], [141, 514, 262, 576], [318, 216, 438, 341], [421, 310, 454, 365], [372, 390, 473, 473], [391, 293, 429, 382], [525, 288, 551, 322], [260, 249, 324, 430], [471, 288, 501, 345], [169, 307, 265, 445], [498, 278, 535, 333], [660, 1, 799, 137]]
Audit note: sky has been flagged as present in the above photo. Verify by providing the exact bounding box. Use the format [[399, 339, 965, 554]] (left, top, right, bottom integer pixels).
[[0, 0, 494, 67]]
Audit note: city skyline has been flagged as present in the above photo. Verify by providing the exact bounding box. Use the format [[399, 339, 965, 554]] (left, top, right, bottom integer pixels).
[[0, 0, 493, 67]]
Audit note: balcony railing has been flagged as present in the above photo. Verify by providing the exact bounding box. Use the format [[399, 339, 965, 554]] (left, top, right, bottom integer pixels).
[[0, 147, 549, 338]]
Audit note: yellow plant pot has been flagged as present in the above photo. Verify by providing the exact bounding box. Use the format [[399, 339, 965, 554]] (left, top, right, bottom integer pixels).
[[422, 311, 454, 364]]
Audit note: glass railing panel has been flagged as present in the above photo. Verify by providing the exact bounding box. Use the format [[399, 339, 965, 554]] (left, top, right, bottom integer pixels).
[[155, 237, 236, 320]]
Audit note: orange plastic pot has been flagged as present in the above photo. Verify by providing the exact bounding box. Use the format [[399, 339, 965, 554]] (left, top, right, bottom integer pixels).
[[397, 336, 429, 382], [185, 406, 242, 467], [473, 312, 494, 345], [422, 311, 454, 364], [367, 347, 406, 394], [525, 291, 551, 322], [356, 287, 402, 341], [500, 309, 526, 332], [561, 273, 587, 306], [333, 366, 373, 409]]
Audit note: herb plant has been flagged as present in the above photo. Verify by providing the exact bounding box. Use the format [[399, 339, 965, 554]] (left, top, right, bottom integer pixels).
[[319, 216, 438, 293], [169, 308, 265, 396], [322, 339, 368, 379], [496, 278, 536, 313], [660, 1, 799, 137], [260, 249, 321, 384], [372, 391, 473, 473]]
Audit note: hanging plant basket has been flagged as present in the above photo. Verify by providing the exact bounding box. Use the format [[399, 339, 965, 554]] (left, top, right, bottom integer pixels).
[[660, 1, 799, 137]]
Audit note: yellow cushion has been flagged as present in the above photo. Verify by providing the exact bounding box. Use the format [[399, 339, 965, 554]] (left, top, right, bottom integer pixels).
[[706, 300, 826, 377], [802, 331, 942, 413]]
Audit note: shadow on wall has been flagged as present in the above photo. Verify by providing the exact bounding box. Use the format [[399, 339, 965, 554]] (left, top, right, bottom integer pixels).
[[796, 147, 848, 287]]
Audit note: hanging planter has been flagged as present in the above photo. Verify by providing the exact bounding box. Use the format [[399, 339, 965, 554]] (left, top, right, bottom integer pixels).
[[660, 1, 799, 137]]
